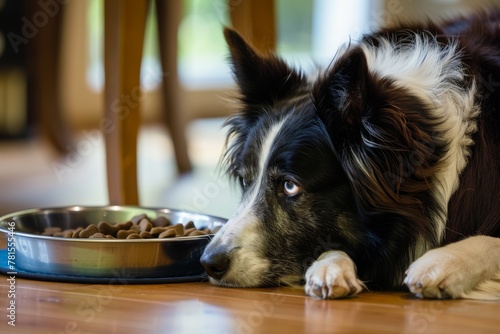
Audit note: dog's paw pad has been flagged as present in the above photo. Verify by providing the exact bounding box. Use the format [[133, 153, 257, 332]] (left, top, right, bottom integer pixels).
[[304, 251, 364, 299]]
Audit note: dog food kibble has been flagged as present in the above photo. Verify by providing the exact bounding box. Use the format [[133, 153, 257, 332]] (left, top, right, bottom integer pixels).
[[184, 227, 196, 235], [150, 226, 168, 236], [63, 230, 74, 238], [72, 228, 83, 238], [188, 230, 207, 236], [79, 225, 99, 238], [97, 221, 120, 236], [139, 219, 153, 232], [153, 216, 170, 227], [89, 233, 107, 239], [158, 229, 177, 238], [130, 214, 147, 225], [117, 229, 137, 239], [42, 227, 62, 236], [139, 231, 153, 239], [40, 214, 220, 240], [173, 223, 184, 236]]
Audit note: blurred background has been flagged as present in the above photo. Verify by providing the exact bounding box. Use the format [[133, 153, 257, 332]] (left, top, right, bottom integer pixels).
[[0, 0, 498, 218]]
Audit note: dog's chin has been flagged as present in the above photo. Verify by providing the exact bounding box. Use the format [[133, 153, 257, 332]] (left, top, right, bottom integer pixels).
[[207, 271, 304, 289], [206, 264, 281, 288], [207, 276, 264, 288], [207, 275, 274, 288]]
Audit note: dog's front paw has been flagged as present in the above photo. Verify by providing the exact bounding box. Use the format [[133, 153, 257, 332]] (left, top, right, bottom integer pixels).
[[404, 236, 500, 299], [404, 247, 468, 299], [305, 251, 365, 299]]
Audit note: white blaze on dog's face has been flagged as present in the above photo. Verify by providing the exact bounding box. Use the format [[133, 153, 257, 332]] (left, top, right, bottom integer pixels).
[[202, 120, 286, 286]]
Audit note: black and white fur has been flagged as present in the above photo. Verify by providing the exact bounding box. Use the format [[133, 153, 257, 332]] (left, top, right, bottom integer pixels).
[[200, 10, 500, 299]]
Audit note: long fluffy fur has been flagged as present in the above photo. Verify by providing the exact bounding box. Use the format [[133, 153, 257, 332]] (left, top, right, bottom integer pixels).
[[201, 9, 500, 299]]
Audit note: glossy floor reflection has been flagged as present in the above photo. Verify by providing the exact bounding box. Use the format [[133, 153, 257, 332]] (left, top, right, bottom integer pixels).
[[1, 278, 499, 334]]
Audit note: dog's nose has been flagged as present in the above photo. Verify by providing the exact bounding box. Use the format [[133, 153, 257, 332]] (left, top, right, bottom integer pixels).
[[200, 245, 230, 279]]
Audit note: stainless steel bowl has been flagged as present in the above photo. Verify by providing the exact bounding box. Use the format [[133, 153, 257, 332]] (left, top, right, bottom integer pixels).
[[0, 206, 226, 281]]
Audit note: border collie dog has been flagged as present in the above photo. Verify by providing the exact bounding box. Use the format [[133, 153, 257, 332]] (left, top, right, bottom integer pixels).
[[200, 10, 500, 299]]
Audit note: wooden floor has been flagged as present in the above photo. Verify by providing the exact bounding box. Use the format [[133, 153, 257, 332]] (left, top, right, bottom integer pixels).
[[1, 278, 499, 334]]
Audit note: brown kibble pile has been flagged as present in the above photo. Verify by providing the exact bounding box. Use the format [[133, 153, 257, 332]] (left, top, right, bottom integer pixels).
[[40, 214, 221, 240]]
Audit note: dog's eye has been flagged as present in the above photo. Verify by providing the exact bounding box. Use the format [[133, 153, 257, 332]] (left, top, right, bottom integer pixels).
[[283, 180, 302, 196], [239, 177, 247, 189]]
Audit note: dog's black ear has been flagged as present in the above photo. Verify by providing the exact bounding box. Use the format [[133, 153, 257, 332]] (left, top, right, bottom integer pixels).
[[314, 48, 371, 141], [224, 27, 306, 107]]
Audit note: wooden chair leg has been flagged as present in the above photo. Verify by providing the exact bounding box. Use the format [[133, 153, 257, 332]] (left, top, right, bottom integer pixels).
[[155, 0, 192, 174], [229, 0, 276, 52], [26, 2, 74, 154], [104, 0, 148, 205]]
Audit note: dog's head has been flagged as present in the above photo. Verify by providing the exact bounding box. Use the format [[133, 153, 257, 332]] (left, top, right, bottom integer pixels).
[[200, 28, 370, 287]]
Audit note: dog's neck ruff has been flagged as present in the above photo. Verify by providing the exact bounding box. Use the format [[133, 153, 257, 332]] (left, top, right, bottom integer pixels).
[[357, 33, 480, 242]]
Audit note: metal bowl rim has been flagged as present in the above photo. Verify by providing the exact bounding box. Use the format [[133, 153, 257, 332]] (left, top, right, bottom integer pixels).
[[0, 205, 225, 243]]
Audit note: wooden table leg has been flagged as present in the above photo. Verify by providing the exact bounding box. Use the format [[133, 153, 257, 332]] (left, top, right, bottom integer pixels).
[[104, 0, 148, 205], [155, 0, 192, 174], [229, 0, 276, 52], [27, 2, 74, 154]]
